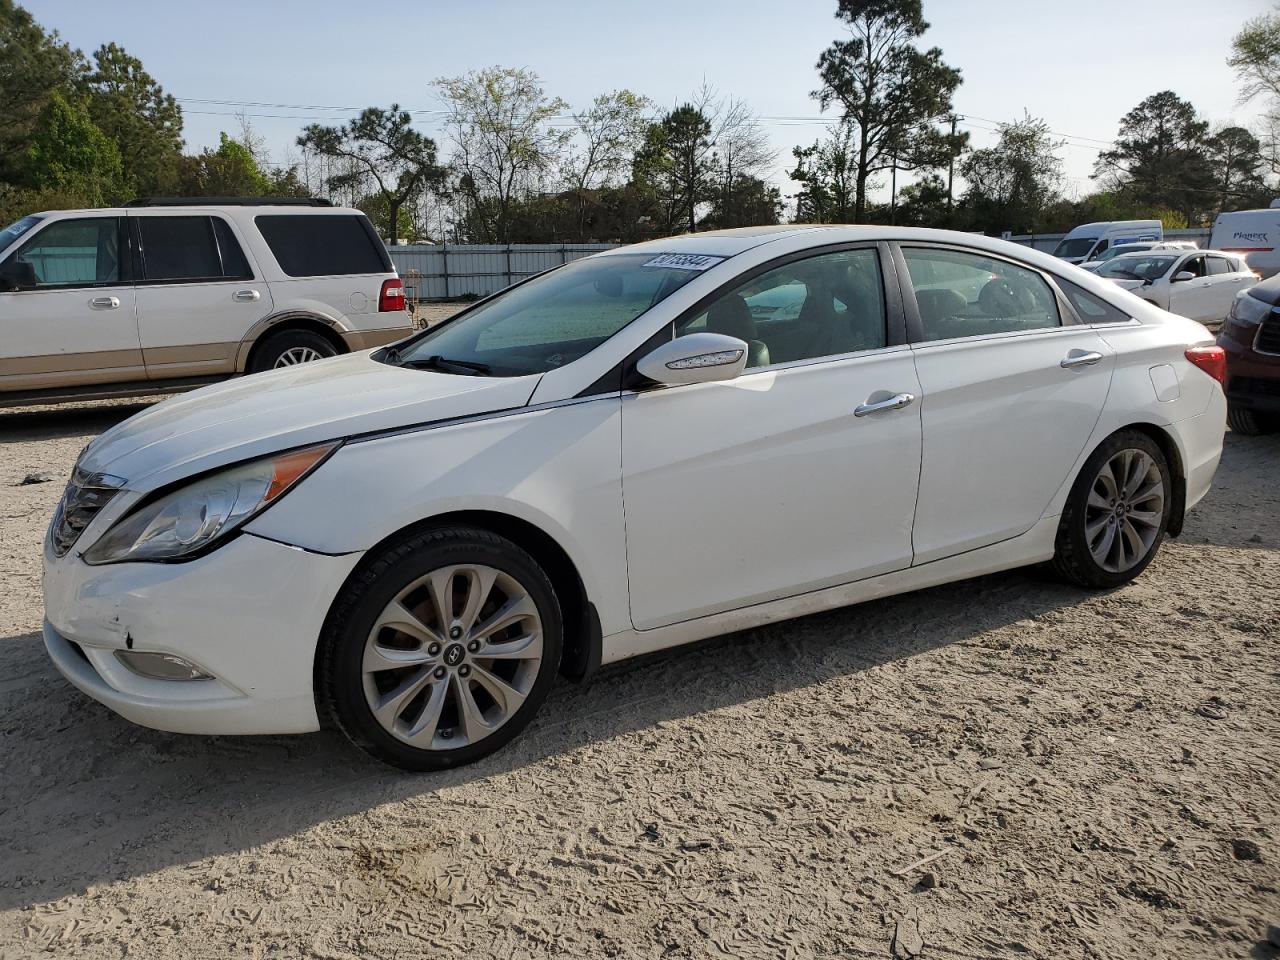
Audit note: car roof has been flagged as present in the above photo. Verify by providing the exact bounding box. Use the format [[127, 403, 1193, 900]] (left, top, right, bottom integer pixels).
[[31, 204, 364, 217]]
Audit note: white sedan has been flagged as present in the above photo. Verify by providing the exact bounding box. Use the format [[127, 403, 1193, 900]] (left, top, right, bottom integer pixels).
[[1094, 248, 1257, 325], [42, 226, 1227, 770]]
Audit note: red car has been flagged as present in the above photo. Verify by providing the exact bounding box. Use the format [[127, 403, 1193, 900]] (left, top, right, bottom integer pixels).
[[1218, 277, 1280, 434]]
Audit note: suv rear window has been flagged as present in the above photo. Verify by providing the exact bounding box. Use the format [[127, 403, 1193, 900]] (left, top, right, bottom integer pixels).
[[255, 214, 391, 277]]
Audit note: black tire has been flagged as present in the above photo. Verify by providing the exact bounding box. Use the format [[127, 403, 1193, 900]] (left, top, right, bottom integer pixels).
[[1052, 430, 1172, 590], [318, 526, 563, 771], [1227, 403, 1279, 436], [249, 329, 338, 373]]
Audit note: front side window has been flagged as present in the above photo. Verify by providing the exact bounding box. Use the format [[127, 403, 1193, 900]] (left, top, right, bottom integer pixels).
[[9, 217, 121, 287], [138, 216, 222, 281], [1180, 255, 1207, 279], [391, 253, 709, 376], [256, 214, 390, 277], [902, 247, 1060, 341], [675, 248, 886, 368]]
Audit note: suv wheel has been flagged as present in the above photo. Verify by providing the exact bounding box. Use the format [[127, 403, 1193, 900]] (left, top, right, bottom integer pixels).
[[1227, 403, 1279, 436], [318, 526, 563, 771], [1052, 430, 1172, 589], [251, 329, 338, 372]]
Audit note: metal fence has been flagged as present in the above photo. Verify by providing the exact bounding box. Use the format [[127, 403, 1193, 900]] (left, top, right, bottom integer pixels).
[[1003, 227, 1212, 253], [388, 243, 619, 301]]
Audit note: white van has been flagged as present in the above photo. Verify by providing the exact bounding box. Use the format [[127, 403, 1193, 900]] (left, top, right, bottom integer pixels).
[[1052, 220, 1163, 265], [1209, 203, 1280, 278]]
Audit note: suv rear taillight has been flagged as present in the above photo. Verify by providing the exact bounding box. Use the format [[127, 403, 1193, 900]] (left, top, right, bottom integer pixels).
[[1185, 345, 1226, 386], [379, 278, 406, 312]]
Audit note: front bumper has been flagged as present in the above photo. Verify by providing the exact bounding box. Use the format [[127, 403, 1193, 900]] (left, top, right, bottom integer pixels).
[[42, 532, 362, 735]]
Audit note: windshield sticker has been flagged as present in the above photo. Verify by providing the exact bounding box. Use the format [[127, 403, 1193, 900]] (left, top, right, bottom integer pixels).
[[641, 253, 725, 271]]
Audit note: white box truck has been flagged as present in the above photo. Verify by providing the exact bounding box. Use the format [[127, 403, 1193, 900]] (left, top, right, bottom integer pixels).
[[1052, 220, 1163, 265], [1209, 202, 1280, 277]]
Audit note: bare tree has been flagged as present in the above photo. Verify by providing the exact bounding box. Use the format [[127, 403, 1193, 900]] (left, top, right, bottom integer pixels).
[[564, 89, 651, 237]]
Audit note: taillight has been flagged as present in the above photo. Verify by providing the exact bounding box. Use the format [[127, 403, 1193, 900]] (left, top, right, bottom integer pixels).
[[1185, 345, 1226, 386], [379, 278, 406, 312]]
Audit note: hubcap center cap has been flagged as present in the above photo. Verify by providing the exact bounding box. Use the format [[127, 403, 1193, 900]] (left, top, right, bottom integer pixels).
[[443, 643, 466, 667]]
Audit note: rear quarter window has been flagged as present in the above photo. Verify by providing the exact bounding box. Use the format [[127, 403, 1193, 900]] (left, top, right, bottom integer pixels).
[[255, 214, 391, 277]]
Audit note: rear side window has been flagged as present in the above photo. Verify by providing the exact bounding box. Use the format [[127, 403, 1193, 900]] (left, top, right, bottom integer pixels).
[[1055, 276, 1132, 324], [212, 217, 252, 279], [1206, 256, 1234, 276], [255, 214, 390, 277], [138, 216, 222, 281], [902, 247, 1060, 341]]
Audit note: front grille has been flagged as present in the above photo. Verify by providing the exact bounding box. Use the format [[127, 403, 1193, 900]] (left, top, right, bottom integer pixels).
[[51, 468, 125, 557], [1258, 315, 1280, 354]]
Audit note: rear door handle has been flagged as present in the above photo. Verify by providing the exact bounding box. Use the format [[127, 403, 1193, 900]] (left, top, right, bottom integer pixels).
[[1060, 350, 1103, 368], [854, 392, 915, 417], [90, 296, 119, 310], [233, 289, 261, 302]]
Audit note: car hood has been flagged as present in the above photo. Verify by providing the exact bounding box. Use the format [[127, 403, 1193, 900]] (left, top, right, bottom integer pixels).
[[77, 351, 541, 490], [1102, 277, 1147, 292]]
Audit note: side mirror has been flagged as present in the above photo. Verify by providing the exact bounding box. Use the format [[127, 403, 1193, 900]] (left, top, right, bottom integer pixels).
[[1172, 271, 1196, 283], [636, 332, 748, 387], [0, 259, 37, 292]]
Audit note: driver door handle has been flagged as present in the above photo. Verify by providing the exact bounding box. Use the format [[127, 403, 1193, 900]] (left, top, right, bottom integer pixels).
[[1060, 351, 1103, 368], [854, 392, 915, 417], [233, 289, 261, 302], [89, 296, 120, 310]]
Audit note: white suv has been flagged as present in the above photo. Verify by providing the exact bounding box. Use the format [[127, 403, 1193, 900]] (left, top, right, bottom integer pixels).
[[0, 199, 412, 406]]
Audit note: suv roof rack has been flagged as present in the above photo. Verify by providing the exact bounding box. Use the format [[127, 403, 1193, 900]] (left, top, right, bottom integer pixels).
[[125, 197, 334, 208]]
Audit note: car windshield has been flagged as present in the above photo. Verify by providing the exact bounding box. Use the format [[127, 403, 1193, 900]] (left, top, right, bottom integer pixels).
[[0, 215, 42, 253], [1054, 237, 1098, 258], [1096, 244, 1152, 262], [1096, 255, 1176, 281], [389, 252, 715, 376]]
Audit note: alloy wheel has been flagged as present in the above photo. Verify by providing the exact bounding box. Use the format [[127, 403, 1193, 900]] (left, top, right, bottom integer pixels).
[[1084, 449, 1165, 573], [360, 564, 544, 750], [274, 346, 325, 367]]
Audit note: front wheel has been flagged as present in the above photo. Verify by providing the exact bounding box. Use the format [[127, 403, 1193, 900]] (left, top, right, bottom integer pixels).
[[1052, 430, 1172, 589], [1227, 403, 1279, 436], [318, 526, 563, 771]]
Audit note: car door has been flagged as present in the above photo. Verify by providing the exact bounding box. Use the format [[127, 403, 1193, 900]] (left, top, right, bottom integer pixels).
[[897, 244, 1114, 565], [0, 216, 142, 393], [1204, 255, 1251, 323], [621, 244, 923, 630], [131, 213, 273, 380], [1166, 253, 1217, 322]]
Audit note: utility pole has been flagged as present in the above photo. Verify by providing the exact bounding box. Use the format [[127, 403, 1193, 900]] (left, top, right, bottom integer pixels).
[[946, 114, 959, 215], [890, 153, 897, 225]]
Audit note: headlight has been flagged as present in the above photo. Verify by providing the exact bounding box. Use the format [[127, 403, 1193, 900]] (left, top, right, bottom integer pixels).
[[82, 443, 337, 565], [1229, 292, 1272, 327]]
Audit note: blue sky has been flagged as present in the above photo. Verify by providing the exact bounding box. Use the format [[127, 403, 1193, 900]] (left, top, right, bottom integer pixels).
[[24, 0, 1275, 202]]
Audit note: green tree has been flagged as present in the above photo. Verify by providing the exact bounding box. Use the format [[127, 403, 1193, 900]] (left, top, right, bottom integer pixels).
[[1094, 91, 1215, 224], [703, 174, 782, 229], [564, 90, 651, 239], [176, 132, 273, 197], [80, 42, 183, 196], [1229, 8, 1280, 106], [791, 120, 858, 222], [298, 105, 446, 242], [0, 0, 80, 180], [357, 192, 415, 242], [813, 0, 964, 221], [22, 90, 123, 204], [1206, 125, 1270, 212], [634, 104, 714, 233], [886, 173, 950, 227], [959, 113, 1063, 234], [435, 67, 570, 243]]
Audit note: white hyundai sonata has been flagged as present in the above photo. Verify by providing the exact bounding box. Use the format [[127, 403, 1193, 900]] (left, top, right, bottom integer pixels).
[[42, 226, 1227, 770]]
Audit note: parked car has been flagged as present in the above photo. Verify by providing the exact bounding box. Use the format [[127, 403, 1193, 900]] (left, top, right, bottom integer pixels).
[[1094, 249, 1257, 326], [1052, 219, 1163, 265], [1208, 202, 1280, 278], [1079, 240, 1198, 272], [0, 198, 412, 407], [1218, 276, 1280, 434], [41, 226, 1227, 770]]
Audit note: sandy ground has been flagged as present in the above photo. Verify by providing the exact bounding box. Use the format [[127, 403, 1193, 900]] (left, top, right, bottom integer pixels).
[[0, 395, 1277, 960]]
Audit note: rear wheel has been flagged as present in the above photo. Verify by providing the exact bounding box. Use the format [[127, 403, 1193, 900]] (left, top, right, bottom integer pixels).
[[319, 526, 563, 771], [1227, 403, 1279, 435], [250, 329, 338, 373], [1052, 430, 1171, 589]]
